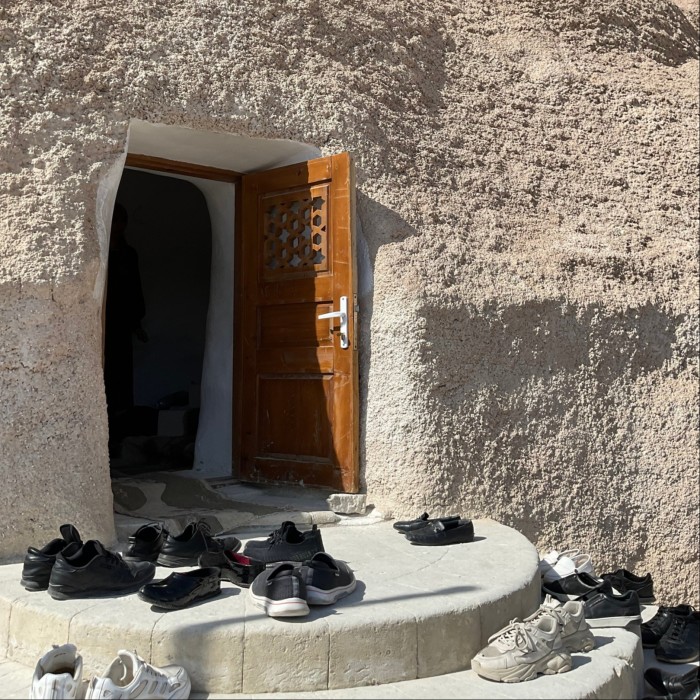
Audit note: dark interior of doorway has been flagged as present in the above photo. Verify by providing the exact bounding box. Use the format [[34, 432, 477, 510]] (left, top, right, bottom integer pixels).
[[105, 169, 212, 476]]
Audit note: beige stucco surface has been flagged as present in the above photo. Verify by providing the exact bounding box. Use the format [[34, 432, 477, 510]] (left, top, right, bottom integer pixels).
[[0, 1, 698, 603]]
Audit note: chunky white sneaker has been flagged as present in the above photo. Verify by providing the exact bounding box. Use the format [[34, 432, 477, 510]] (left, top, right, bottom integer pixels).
[[31, 644, 83, 700], [527, 595, 596, 652], [471, 613, 572, 683], [539, 548, 595, 583], [85, 650, 190, 700]]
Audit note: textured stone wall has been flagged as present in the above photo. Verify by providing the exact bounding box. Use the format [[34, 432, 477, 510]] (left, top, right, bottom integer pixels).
[[0, 1, 697, 602]]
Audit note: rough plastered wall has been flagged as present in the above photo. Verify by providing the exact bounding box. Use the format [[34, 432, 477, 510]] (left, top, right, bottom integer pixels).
[[0, 1, 698, 601]]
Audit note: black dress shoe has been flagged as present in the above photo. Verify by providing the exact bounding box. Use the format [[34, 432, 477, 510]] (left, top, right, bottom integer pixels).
[[157, 521, 241, 567], [198, 549, 266, 588], [656, 611, 700, 664], [392, 512, 461, 533], [601, 568, 655, 603], [646, 666, 700, 698], [21, 524, 82, 591], [48, 540, 155, 600], [643, 605, 696, 648], [122, 522, 169, 563], [404, 518, 474, 546], [138, 567, 222, 610], [242, 521, 325, 564]]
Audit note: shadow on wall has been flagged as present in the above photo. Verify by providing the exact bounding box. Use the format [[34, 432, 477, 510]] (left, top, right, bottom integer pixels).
[[413, 298, 687, 542]]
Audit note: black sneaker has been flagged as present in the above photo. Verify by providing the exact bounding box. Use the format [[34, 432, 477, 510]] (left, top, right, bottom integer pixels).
[[656, 611, 700, 664], [157, 521, 241, 567], [392, 512, 461, 533], [582, 586, 642, 628], [242, 521, 325, 564], [403, 518, 474, 546], [21, 524, 82, 591], [122, 522, 169, 563], [248, 562, 309, 617], [542, 571, 606, 602], [601, 568, 655, 603], [643, 605, 696, 648], [298, 552, 357, 605], [645, 666, 700, 697], [197, 549, 266, 588], [48, 540, 156, 600]]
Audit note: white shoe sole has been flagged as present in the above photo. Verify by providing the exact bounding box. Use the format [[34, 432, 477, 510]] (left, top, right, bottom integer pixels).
[[585, 615, 641, 628], [471, 650, 572, 683], [307, 579, 356, 605], [249, 590, 309, 617]]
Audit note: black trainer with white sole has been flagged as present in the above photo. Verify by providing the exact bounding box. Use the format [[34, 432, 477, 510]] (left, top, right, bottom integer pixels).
[[542, 571, 606, 602], [48, 540, 155, 600], [582, 587, 642, 628], [249, 562, 309, 617], [298, 552, 357, 605]]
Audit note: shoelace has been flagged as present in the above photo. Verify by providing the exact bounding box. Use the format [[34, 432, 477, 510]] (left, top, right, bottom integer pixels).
[[488, 620, 534, 652], [664, 615, 687, 644]]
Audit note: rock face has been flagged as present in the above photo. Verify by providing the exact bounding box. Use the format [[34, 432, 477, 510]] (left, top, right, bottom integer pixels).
[[0, 1, 697, 602]]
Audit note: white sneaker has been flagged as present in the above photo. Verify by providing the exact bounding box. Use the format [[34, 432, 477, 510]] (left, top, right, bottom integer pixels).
[[31, 644, 83, 700], [539, 548, 595, 583], [527, 595, 596, 652], [85, 651, 191, 700], [471, 613, 572, 682]]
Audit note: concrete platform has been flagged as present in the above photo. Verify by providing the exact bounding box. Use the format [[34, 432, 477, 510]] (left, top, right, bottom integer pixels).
[[0, 518, 649, 698]]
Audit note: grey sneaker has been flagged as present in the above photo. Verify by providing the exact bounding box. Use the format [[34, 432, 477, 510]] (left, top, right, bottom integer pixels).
[[471, 613, 572, 683], [527, 595, 595, 653]]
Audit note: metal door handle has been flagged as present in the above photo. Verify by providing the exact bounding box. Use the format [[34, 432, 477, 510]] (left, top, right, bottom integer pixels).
[[318, 296, 349, 349]]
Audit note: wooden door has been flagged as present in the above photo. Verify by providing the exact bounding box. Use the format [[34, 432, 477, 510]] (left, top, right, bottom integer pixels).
[[237, 153, 359, 492]]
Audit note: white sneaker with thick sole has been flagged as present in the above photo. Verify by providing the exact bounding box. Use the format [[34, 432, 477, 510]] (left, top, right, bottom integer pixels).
[[85, 650, 190, 700], [540, 548, 596, 583], [527, 595, 596, 652], [31, 644, 84, 700], [471, 613, 572, 683]]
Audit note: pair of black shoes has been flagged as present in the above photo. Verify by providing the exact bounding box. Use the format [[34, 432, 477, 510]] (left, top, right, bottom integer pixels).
[[393, 512, 475, 546], [21, 524, 155, 600], [644, 667, 699, 700], [123, 520, 241, 567], [643, 605, 699, 664], [138, 550, 268, 610]]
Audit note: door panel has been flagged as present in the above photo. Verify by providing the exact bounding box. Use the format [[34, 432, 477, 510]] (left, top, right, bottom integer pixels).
[[238, 153, 358, 492]]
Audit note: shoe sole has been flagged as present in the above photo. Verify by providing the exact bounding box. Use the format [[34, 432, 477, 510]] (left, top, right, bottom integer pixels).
[[20, 578, 48, 592], [654, 651, 700, 664], [47, 571, 155, 600], [137, 588, 221, 610], [586, 615, 642, 628], [407, 536, 474, 546], [307, 579, 357, 605], [249, 590, 310, 617], [471, 650, 572, 682], [563, 628, 596, 653]]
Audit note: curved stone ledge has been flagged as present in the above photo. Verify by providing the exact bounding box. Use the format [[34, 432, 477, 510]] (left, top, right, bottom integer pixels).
[[0, 519, 540, 694]]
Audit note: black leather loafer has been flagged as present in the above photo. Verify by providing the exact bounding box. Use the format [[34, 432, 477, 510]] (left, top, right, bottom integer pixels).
[[404, 518, 474, 546], [157, 521, 241, 567], [645, 666, 699, 697], [138, 567, 222, 610], [21, 524, 82, 591], [392, 512, 461, 533], [198, 549, 266, 588], [122, 522, 168, 563]]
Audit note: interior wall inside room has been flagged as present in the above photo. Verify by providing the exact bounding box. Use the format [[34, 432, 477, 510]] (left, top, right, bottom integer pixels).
[[115, 170, 212, 408]]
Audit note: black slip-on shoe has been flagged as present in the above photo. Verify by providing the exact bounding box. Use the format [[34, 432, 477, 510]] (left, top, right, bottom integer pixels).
[[392, 512, 461, 533], [242, 521, 325, 564], [138, 567, 221, 610], [298, 552, 356, 605], [404, 518, 474, 546], [542, 572, 606, 602], [601, 568, 655, 603], [582, 586, 642, 628], [198, 549, 266, 588], [645, 667, 700, 697], [21, 524, 82, 591], [122, 522, 168, 563], [248, 562, 309, 617], [48, 540, 155, 600], [642, 605, 696, 648], [656, 611, 700, 664], [157, 521, 241, 567]]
